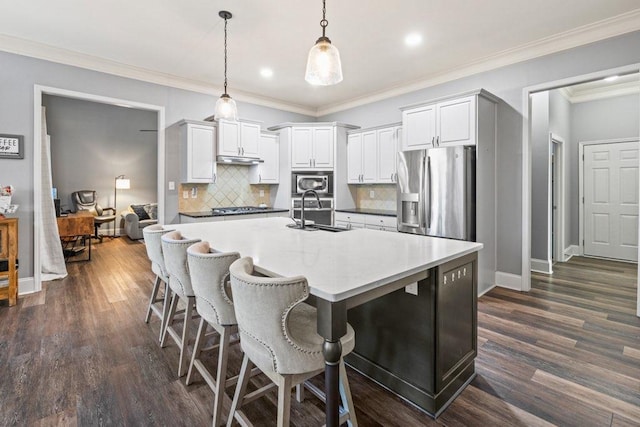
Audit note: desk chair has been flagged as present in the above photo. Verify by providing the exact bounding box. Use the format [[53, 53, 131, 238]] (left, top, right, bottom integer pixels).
[[227, 257, 358, 427], [71, 190, 116, 242]]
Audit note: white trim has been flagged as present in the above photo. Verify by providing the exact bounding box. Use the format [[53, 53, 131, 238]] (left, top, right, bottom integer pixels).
[[17, 277, 36, 295], [550, 134, 566, 264], [521, 64, 640, 295], [33, 85, 165, 293], [478, 284, 497, 298], [495, 272, 523, 291], [531, 258, 553, 274], [564, 245, 581, 261], [4, 10, 640, 117], [568, 80, 640, 104], [578, 137, 639, 259]]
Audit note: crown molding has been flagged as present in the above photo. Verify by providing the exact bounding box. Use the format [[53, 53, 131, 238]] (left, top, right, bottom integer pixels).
[[1, 8, 640, 118], [567, 80, 640, 103]]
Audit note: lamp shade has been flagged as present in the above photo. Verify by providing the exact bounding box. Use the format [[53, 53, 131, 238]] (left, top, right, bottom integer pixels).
[[214, 94, 238, 121], [305, 38, 343, 86], [115, 178, 130, 189]]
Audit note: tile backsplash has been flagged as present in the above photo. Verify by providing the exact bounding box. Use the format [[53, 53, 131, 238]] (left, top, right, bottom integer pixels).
[[355, 184, 396, 211], [179, 164, 270, 211]]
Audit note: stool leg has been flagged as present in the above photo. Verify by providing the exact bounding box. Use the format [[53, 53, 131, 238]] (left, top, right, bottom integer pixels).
[[178, 297, 195, 377], [186, 318, 207, 386], [227, 355, 253, 427], [159, 285, 172, 342], [145, 275, 162, 323], [276, 375, 292, 427], [212, 326, 232, 427], [339, 360, 358, 427], [161, 292, 178, 348]]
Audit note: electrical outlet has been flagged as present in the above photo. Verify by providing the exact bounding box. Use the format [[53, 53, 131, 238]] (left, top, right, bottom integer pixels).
[[370, 190, 375, 198], [182, 190, 189, 199], [259, 190, 264, 197], [405, 282, 418, 295], [168, 181, 175, 190], [191, 187, 198, 198]]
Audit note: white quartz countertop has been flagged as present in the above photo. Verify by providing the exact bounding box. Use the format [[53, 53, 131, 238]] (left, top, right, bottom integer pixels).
[[171, 217, 483, 302]]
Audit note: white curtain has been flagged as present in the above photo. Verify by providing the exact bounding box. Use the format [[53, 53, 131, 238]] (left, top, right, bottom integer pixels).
[[40, 106, 67, 280]]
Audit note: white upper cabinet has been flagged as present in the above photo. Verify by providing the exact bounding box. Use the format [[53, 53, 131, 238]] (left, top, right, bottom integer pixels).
[[291, 126, 334, 170], [401, 94, 476, 150], [180, 121, 217, 183], [347, 124, 401, 184], [217, 119, 261, 158], [250, 133, 279, 184]]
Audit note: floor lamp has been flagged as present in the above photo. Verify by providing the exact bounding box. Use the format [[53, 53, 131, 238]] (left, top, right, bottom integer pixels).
[[114, 175, 130, 237]]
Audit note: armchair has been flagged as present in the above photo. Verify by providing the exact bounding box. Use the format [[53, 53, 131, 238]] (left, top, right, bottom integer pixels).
[[71, 190, 116, 242], [122, 203, 158, 240]]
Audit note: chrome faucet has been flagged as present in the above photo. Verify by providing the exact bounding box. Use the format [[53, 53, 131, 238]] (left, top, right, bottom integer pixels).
[[300, 189, 321, 229]]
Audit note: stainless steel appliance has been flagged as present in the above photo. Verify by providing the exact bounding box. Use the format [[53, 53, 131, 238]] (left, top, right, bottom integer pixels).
[[397, 146, 475, 240], [291, 198, 333, 226], [292, 171, 333, 196]]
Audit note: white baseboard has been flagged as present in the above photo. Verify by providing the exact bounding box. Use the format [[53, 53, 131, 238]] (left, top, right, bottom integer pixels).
[[495, 271, 523, 291], [478, 284, 497, 297], [531, 258, 552, 274], [564, 245, 581, 261], [17, 277, 37, 295]]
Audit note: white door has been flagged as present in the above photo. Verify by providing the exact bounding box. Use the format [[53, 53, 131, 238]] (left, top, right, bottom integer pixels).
[[437, 95, 476, 147], [218, 120, 240, 156], [361, 131, 377, 182], [240, 122, 260, 157], [312, 127, 334, 169], [403, 104, 435, 149], [347, 133, 362, 183], [584, 141, 639, 262], [377, 127, 397, 183], [259, 134, 278, 183], [291, 127, 313, 169], [187, 124, 215, 182]]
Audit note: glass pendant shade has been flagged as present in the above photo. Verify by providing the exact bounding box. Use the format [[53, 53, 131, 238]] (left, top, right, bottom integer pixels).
[[214, 93, 238, 121], [305, 38, 343, 86]]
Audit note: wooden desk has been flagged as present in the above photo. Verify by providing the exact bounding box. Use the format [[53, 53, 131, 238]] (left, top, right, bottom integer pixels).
[[57, 212, 94, 261], [0, 217, 18, 306]]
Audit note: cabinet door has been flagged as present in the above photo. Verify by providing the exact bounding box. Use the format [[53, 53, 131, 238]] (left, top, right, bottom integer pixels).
[[218, 120, 240, 156], [377, 127, 397, 183], [259, 134, 279, 183], [312, 127, 334, 169], [292, 127, 314, 169], [241, 122, 260, 157], [437, 96, 476, 147], [347, 133, 362, 183], [361, 130, 377, 182], [403, 104, 436, 149], [186, 124, 216, 183]]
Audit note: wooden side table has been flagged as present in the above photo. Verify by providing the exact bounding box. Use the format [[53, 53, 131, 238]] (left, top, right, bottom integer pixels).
[[0, 217, 18, 306], [57, 211, 94, 262]]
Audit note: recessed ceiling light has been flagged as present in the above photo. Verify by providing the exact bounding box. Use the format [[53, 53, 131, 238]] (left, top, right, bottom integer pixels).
[[604, 75, 619, 82], [260, 68, 273, 78], [404, 33, 423, 47]]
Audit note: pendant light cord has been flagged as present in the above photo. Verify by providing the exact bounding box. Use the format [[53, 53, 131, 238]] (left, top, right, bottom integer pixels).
[[223, 16, 228, 94], [320, 0, 328, 38]]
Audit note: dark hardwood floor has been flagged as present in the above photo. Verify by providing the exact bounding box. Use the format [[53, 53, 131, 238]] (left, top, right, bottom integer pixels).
[[1, 239, 638, 426]]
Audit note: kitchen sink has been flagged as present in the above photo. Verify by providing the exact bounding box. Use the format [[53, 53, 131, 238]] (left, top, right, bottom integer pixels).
[[286, 223, 350, 232]]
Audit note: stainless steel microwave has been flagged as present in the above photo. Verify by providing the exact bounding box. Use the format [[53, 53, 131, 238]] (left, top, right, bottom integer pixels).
[[292, 172, 333, 196]]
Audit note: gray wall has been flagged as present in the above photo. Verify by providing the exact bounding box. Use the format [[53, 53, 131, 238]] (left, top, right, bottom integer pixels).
[[569, 93, 640, 244], [44, 95, 158, 216], [0, 50, 312, 278], [530, 91, 550, 261], [320, 31, 640, 275]]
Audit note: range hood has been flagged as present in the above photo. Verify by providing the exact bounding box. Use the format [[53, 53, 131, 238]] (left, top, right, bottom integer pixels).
[[216, 155, 263, 165]]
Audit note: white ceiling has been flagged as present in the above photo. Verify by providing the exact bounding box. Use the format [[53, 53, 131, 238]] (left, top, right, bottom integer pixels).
[[1, 0, 640, 116]]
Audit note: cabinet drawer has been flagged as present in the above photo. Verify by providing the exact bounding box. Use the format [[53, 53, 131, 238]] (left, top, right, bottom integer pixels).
[[335, 220, 365, 229], [334, 212, 365, 225], [364, 215, 397, 229]]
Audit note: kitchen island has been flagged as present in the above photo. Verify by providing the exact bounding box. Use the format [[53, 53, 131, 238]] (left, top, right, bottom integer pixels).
[[171, 217, 482, 424]]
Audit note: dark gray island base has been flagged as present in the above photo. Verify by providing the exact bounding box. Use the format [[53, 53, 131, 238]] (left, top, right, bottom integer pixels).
[[345, 252, 477, 417]]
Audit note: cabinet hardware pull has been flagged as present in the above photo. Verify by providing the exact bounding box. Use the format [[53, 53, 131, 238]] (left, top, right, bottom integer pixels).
[[431, 136, 435, 146]]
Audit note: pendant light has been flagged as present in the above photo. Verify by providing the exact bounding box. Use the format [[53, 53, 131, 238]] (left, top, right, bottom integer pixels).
[[214, 10, 238, 121], [305, 0, 343, 86]]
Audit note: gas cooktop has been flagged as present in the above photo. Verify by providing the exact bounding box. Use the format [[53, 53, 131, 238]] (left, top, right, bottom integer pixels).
[[212, 206, 267, 215]]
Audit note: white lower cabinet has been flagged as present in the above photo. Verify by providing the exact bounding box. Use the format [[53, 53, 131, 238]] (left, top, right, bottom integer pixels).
[[334, 212, 397, 232]]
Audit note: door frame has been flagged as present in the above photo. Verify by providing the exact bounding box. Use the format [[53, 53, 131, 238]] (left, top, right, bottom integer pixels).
[[520, 63, 640, 317], [578, 137, 640, 259], [550, 133, 566, 263], [33, 85, 165, 293]]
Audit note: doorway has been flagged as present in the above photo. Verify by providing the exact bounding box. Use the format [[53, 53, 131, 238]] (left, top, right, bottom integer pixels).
[[551, 134, 565, 264], [33, 85, 166, 293]]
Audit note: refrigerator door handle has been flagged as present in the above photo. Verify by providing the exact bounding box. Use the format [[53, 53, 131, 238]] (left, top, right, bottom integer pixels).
[[427, 155, 432, 229]]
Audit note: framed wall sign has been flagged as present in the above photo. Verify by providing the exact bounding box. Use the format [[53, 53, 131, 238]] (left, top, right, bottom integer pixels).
[[0, 134, 24, 159]]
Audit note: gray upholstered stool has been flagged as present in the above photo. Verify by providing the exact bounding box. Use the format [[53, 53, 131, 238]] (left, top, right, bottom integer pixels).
[[142, 224, 172, 341], [227, 257, 358, 427], [160, 230, 201, 377], [186, 241, 241, 426]]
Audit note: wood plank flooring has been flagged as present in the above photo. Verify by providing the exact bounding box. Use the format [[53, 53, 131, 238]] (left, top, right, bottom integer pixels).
[[1, 239, 638, 426]]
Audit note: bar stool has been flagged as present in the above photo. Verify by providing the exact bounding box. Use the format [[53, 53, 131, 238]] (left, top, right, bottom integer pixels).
[[186, 241, 241, 426], [161, 230, 201, 377], [227, 257, 358, 427], [142, 224, 172, 341]]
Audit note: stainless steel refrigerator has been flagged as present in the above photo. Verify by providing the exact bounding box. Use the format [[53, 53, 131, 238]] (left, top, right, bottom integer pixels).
[[396, 146, 476, 241]]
